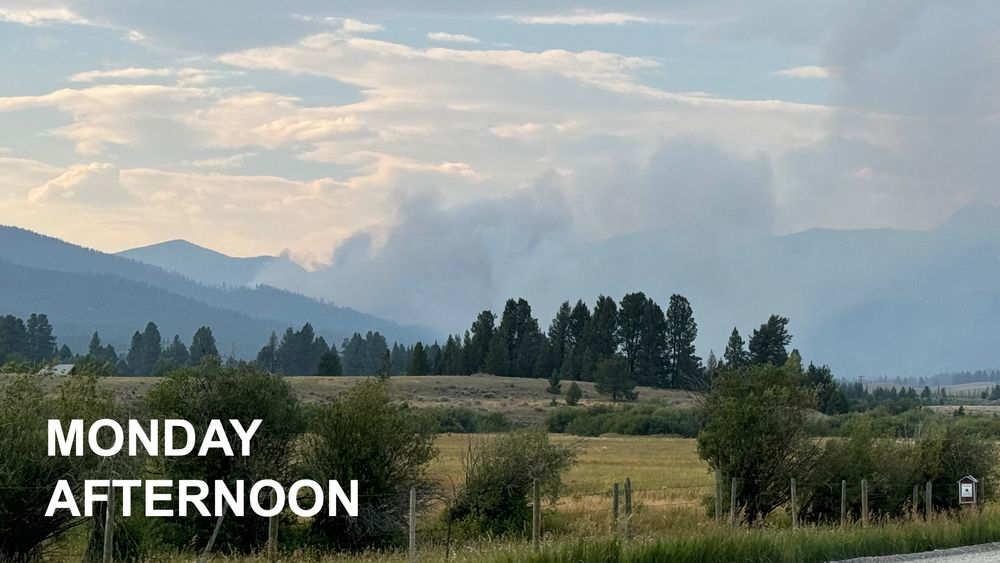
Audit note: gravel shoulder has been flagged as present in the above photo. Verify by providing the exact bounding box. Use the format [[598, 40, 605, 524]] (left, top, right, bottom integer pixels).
[[834, 542, 1000, 562]]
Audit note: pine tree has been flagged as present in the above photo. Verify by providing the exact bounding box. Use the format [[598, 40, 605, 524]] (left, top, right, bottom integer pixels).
[[748, 315, 792, 366], [25, 313, 57, 362], [565, 381, 583, 405], [560, 300, 591, 380], [256, 332, 279, 373], [548, 301, 572, 376], [0, 315, 28, 364], [484, 333, 510, 376], [126, 322, 161, 375], [593, 356, 637, 401], [189, 326, 219, 364], [164, 335, 190, 366], [467, 310, 496, 373], [723, 327, 748, 369], [408, 342, 431, 375], [317, 348, 343, 376], [584, 295, 619, 380], [496, 298, 543, 377], [665, 294, 702, 390]]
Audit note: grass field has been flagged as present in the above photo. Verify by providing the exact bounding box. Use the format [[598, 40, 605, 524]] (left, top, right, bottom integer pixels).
[[93, 374, 696, 424], [428, 435, 713, 535]]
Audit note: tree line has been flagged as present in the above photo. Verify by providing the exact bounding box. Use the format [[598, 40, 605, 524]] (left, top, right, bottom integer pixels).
[[0, 313, 71, 365]]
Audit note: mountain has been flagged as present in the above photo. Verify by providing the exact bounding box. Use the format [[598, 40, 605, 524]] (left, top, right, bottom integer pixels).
[[262, 202, 1000, 378], [118, 239, 307, 288], [0, 226, 435, 357]]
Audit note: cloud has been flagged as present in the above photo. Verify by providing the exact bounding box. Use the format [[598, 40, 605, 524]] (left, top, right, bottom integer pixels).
[[427, 31, 480, 44], [27, 162, 126, 205], [772, 65, 839, 79], [69, 67, 230, 86], [502, 11, 656, 25], [0, 5, 87, 26]]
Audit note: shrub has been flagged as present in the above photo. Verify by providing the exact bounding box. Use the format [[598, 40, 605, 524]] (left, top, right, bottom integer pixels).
[[445, 428, 577, 537], [301, 380, 437, 550], [145, 358, 304, 553], [697, 363, 821, 524], [546, 405, 700, 437], [565, 381, 582, 406], [0, 374, 114, 561], [424, 406, 513, 433]]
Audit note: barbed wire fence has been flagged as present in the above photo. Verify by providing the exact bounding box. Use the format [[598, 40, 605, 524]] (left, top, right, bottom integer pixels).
[[0, 474, 989, 562]]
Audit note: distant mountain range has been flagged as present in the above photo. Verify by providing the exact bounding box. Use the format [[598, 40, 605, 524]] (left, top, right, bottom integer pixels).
[[5, 202, 1000, 377], [118, 239, 307, 288], [0, 226, 435, 358]]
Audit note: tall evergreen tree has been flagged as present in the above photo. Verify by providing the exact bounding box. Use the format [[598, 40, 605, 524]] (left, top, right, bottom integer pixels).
[[593, 356, 637, 401], [665, 294, 702, 390], [723, 327, 748, 369], [317, 348, 343, 376], [0, 315, 28, 364], [256, 331, 279, 372], [483, 332, 510, 376], [189, 326, 219, 364], [493, 298, 543, 377], [547, 301, 572, 376], [618, 293, 669, 387], [466, 310, 496, 373], [584, 295, 619, 380], [25, 313, 57, 362], [748, 315, 792, 366], [559, 300, 592, 380], [164, 335, 190, 366], [408, 342, 431, 375], [125, 322, 161, 375]]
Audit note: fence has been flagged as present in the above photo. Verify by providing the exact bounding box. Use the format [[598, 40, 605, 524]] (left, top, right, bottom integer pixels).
[[0, 475, 989, 562]]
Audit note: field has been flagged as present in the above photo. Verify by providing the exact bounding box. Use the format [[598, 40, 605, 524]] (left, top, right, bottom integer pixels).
[[95, 374, 696, 424], [429, 434, 713, 535]]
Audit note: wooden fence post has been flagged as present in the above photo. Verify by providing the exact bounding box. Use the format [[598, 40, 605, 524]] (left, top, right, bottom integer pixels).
[[623, 477, 632, 538], [840, 480, 847, 527], [715, 471, 722, 524], [730, 477, 737, 529], [612, 482, 620, 533], [861, 479, 868, 528], [925, 481, 933, 519], [790, 478, 798, 529], [532, 479, 541, 553], [912, 484, 919, 518], [409, 488, 417, 561], [198, 506, 226, 563], [102, 482, 116, 563], [267, 489, 278, 562]]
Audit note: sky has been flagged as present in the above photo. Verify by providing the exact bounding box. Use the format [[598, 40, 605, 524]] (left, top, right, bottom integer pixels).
[[1, 0, 999, 271]]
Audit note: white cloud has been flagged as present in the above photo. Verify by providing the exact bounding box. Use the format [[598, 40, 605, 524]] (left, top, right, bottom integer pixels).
[[0, 5, 87, 26], [427, 31, 481, 44], [772, 65, 839, 79], [27, 162, 125, 205], [502, 11, 656, 26], [68, 67, 228, 86]]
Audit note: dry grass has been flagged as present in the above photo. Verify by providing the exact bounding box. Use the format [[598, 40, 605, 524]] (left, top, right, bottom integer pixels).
[[90, 374, 695, 425], [428, 434, 713, 535]]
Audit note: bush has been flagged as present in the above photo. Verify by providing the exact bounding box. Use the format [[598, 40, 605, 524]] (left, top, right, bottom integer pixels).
[[424, 406, 513, 433], [445, 428, 577, 537], [0, 374, 114, 560], [697, 363, 821, 524], [301, 379, 437, 550], [546, 405, 701, 437], [145, 358, 305, 553], [565, 381, 582, 406]]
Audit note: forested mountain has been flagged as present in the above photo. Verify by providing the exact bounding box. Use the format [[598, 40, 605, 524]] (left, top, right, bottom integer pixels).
[[0, 227, 434, 356], [118, 239, 307, 288]]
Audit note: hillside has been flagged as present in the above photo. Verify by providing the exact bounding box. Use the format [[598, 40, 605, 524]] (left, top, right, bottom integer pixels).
[[118, 239, 307, 287], [0, 226, 435, 355]]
